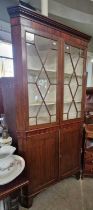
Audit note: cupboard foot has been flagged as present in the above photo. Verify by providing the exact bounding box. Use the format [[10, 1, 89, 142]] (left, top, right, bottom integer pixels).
[[75, 171, 80, 180]]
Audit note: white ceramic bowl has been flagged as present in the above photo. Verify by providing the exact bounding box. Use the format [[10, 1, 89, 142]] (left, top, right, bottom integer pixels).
[[0, 155, 14, 170], [0, 146, 16, 170]]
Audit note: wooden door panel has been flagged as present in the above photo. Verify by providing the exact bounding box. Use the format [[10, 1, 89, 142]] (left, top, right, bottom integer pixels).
[[26, 130, 59, 193], [60, 123, 81, 177]]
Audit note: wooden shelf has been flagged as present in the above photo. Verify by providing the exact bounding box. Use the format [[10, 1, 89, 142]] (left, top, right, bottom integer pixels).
[[0, 174, 29, 200]]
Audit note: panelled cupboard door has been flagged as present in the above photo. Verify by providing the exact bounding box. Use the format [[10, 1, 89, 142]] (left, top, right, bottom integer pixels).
[[60, 123, 81, 178], [25, 32, 60, 128], [26, 130, 59, 194]]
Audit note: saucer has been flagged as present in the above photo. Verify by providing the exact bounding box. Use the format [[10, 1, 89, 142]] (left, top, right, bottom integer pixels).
[[0, 155, 25, 185]]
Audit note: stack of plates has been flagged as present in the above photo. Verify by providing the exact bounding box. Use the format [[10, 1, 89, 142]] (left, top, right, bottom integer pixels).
[[0, 155, 25, 185]]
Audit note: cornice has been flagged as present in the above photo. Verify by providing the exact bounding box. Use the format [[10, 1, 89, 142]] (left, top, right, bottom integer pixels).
[[7, 1, 91, 41]]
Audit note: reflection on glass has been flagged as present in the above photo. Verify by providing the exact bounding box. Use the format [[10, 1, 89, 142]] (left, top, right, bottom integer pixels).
[[26, 32, 58, 125]]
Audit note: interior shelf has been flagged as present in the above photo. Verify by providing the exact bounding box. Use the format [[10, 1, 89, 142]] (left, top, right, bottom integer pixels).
[[29, 102, 56, 106], [27, 69, 56, 73], [64, 73, 82, 77], [64, 101, 81, 104]]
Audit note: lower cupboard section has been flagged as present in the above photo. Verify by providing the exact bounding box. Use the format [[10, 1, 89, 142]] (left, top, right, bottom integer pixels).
[[26, 130, 59, 194], [23, 122, 82, 195]]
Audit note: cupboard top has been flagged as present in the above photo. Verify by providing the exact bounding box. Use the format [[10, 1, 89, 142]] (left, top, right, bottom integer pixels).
[[7, 1, 91, 42]]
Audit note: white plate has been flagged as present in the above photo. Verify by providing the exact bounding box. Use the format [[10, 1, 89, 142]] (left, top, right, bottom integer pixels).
[[0, 155, 25, 185]]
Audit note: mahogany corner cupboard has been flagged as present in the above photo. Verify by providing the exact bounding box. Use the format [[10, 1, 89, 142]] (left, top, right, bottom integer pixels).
[[2, 2, 91, 208]]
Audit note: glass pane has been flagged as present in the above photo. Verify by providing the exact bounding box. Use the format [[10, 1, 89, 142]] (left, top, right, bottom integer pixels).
[[48, 104, 56, 115], [70, 74, 78, 96], [64, 85, 72, 103], [78, 112, 81, 118], [26, 32, 35, 43], [64, 44, 70, 53], [77, 76, 82, 85], [63, 45, 83, 121], [64, 53, 73, 74], [28, 69, 39, 83], [26, 43, 42, 70], [68, 102, 77, 119], [45, 85, 56, 104], [76, 102, 81, 112], [29, 118, 36, 126], [35, 35, 50, 63], [37, 103, 50, 124], [26, 32, 58, 126], [63, 114, 67, 120], [75, 57, 83, 76], [74, 86, 82, 102], [70, 46, 80, 68], [37, 68, 50, 98], [64, 73, 71, 85], [28, 83, 42, 105], [29, 105, 41, 118], [47, 71, 56, 84], [51, 115, 56, 122], [51, 40, 58, 50], [64, 102, 71, 113], [45, 50, 57, 72]]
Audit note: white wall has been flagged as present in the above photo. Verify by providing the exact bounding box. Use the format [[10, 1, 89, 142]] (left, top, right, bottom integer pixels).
[[87, 52, 93, 87], [0, 20, 11, 42]]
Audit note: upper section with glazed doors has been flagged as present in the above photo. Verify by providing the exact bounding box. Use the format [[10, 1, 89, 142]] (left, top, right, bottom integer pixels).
[[26, 32, 58, 126], [26, 31, 86, 126], [63, 44, 85, 120]]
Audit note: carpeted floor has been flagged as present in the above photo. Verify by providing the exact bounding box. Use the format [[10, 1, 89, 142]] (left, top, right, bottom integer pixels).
[[20, 177, 93, 210]]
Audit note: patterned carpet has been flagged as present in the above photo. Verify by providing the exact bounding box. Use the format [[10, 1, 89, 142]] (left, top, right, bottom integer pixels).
[[20, 177, 93, 210]]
